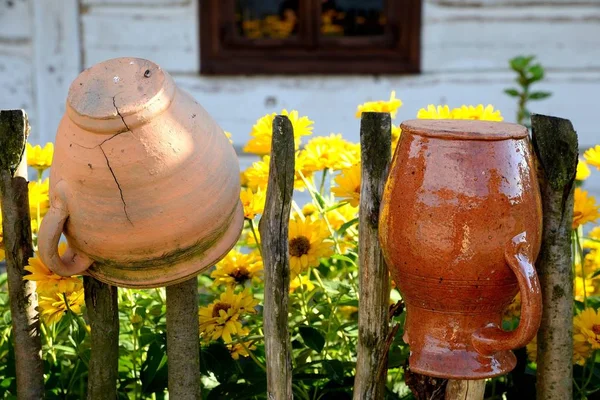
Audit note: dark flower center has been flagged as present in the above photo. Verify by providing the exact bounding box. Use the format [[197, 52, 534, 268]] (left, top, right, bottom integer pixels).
[[212, 302, 232, 318], [289, 236, 311, 257], [229, 267, 251, 283], [592, 324, 600, 335]]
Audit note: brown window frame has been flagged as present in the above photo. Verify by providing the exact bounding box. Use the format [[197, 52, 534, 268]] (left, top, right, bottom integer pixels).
[[200, 0, 422, 75]]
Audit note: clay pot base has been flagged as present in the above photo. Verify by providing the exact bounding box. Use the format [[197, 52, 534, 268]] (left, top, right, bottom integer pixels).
[[404, 306, 517, 379], [85, 202, 244, 288]]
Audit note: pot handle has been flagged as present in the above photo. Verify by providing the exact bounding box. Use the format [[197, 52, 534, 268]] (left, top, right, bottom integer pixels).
[[38, 188, 93, 277], [471, 232, 542, 356]]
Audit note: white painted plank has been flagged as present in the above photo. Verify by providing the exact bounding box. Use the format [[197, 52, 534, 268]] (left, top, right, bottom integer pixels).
[[32, 0, 82, 145], [429, 0, 600, 7], [423, 2, 600, 71], [82, 0, 190, 5], [81, 3, 198, 73], [0, 49, 36, 140], [0, 0, 32, 40]]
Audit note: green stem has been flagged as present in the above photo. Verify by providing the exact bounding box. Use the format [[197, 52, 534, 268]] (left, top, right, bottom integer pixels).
[[319, 169, 328, 195], [248, 218, 262, 258], [240, 341, 267, 372]]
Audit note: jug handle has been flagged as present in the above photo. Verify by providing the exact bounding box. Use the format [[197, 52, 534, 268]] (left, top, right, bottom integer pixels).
[[38, 186, 93, 277], [471, 232, 542, 356]]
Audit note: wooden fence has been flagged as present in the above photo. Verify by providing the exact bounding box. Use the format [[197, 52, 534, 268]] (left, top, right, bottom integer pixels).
[[0, 109, 578, 400]]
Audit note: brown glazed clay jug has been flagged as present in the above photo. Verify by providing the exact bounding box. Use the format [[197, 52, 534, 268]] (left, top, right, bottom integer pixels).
[[38, 57, 243, 288], [379, 119, 542, 379]]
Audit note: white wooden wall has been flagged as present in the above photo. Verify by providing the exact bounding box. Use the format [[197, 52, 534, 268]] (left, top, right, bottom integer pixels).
[[1, 0, 599, 192]]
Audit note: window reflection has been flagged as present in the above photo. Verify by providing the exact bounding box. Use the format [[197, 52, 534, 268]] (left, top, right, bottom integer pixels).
[[321, 0, 385, 37], [236, 0, 299, 39]]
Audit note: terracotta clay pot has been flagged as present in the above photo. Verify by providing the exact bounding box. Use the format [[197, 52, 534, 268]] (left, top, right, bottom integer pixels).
[[38, 57, 243, 288], [379, 119, 542, 379]]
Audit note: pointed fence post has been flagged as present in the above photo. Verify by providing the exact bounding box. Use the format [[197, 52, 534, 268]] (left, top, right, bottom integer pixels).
[[353, 112, 391, 399], [166, 277, 202, 399], [0, 109, 45, 398], [531, 114, 578, 400], [84, 276, 119, 399], [259, 115, 295, 399]]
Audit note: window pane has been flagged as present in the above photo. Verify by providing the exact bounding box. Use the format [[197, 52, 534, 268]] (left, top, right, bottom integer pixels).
[[321, 0, 385, 37], [236, 0, 299, 39]]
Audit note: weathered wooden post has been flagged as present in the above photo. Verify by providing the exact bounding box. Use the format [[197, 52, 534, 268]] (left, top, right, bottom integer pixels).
[[166, 278, 202, 399], [0, 110, 45, 399], [84, 277, 119, 399], [531, 114, 578, 400], [353, 112, 392, 399], [259, 115, 295, 399]]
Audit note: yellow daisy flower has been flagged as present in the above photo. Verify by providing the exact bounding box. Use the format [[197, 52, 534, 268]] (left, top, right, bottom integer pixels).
[[210, 250, 263, 287], [525, 334, 537, 363], [417, 105, 452, 119], [240, 187, 266, 220], [577, 159, 591, 181], [503, 293, 521, 320], [584, 145, 600, 170], [574, 308, 600, 350], [299, 134, 356, 172], [325, 203, 359, 231], [338, 142, 361, 169], [38, 288, 85, 326], [289, 274, 315, 293], [243, 110, 314, 155], [355, 91, 403, 119], [451, 104, 503, 121], [574, 277, 596, 302], [29, 178, 50, 218], [288, 217, 334, 276], [26, 142, 54, 172], [242, 155, 313, 192], [573, 188, 600, 229], [198, 288, 258, 343], [24, 244, 83, 296], [228, 341, 257, 360], [302, 203, 318, 218], [527, 322, 594, 366], [332, 164, 361, 207]]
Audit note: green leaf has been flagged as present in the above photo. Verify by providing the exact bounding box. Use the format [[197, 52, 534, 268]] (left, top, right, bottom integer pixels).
[[200, 342, 237, 383], [140, 341, 168, 393], [510, 55, 534, 72], [323, 359, 344, 383], [298, 326, 325, 353], [313, 191, 326, 209], [592, 269, 600, 279], [504, 88, 520, 97], [338, 218, 358, 236], [331, 254, 356, 264], [528, 64, 544, 82], [528, 91, 552, 100]]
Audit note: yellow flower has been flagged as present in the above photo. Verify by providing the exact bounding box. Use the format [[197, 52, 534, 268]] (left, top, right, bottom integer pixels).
[[242, 155, 313, 192], [332, 164, 361, 207], [339, 305, 359, 320], [573, 308, 600, 350], [417, 105, 452, 119], [210, 250, 263, 287], [228, 341, 257, 360], [24, 244, 83, 296], [29, 178, 50, 218], [573, 188, 600, 229], [325, 204, 359, 231], [574, 277, 595, 302], [584, 145, 600, 170], [302, 203, 318, 218], [240, 187, 266, 220], [451, 104, 503, 121], [299, 134, 357, 172], [288, 217, 334, 276], [503, 293, 521, 320], [26, 142, 54, 172], [38, 288, 85, 325], [243, 110, 314, 155], [198, 288, 258, 343], [355, 91, 403, 119], [577, 160, 591, 181], [289, 274, 315, 293], [525, 335, 537, 363]]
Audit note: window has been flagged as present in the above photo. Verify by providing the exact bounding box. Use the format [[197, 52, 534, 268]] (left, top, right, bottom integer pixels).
[[200, 0, 422, 75]]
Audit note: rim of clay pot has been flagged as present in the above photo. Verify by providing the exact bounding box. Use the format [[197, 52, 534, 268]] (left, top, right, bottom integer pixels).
[[66, 57, 176, 134], [400, 119, 528, 141]]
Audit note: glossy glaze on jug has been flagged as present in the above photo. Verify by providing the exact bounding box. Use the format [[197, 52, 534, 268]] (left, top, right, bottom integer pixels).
[[38, 57, 243, 288], [379, 119, 542, 379]]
